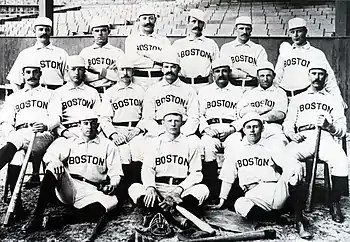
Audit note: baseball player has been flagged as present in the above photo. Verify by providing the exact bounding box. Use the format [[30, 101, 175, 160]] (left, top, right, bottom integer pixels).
[[172, 9, 220, 93], [125, 6, 171, 90], [283, 62, 348, 223], [0, 59, 59, 221], [141, 50, 199, 137], [198, 57, 243, 201], [236, 61, 288, 149], [214, 112, 311, 239], [128, 106, 209, 222], [7, 16, 68, 91], [220, 16, 268, 91], [22, 111, 123, 233], [275, 17, 345, 106], [99, 55, 145, 203], [51, 55, 101, 138], [79, 17, 124, 93]]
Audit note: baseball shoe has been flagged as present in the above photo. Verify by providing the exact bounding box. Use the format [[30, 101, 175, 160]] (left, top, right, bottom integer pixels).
[[296, 221, 312, 240], [330, 201, 344, 223], [24, 176, 41, 189], [22, 216, 43, 233]]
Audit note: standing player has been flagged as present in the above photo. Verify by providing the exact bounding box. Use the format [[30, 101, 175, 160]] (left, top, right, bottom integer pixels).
[[22, 112, 123, 233], [79, 17, 124, 93], [7, 17, 68, 91], [52, 55, 101, 138], [275, 17, 344, 104], [198, 58, 243, 201], [283, 62, 348, 223], [0, 59, 59, 221], [215, 112, 311, 239], [142, 51, 199, 136], [125, 7, 171, 90], [128, 107, 209, 221], [172, 9, 219, 93], [220, 16, 268, 91], [236, 61, 288, 149]]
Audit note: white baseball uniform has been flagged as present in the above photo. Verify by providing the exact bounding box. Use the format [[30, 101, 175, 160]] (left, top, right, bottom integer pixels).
[[172, 35, 219, 92], [128, 134, 209, 205], [7, 43, 68, 87], [198, 82, 243, 162], [283, 88, 348, 177], [142, 78, 199, 136], [43, 134, 123, 212], [220, 39, 268, 90], [99, 82, 145, 164], [125, 31, 171, 90], [79, 42, 124, 92]]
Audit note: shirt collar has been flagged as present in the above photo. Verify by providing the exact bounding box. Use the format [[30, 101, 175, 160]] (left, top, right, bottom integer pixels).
[[241, 136, 264, 146], [160, 78, 182, 87], [114, 82, 136, 90], [65, 81, 86, 90], [34, 42, 54, 50], [186, 34, 204, 41], [22, 85, 44, 92], [306, 86, 327, 95], [139, 31, 156, 37], [76, 135, 100, 144], [160, 133, 183, 142], [255, 85, 275, 91], [92, 42, 112, 49], [210, 82, 231, 90], [232, 39, 252, 47], [292, 41, 311, 50]]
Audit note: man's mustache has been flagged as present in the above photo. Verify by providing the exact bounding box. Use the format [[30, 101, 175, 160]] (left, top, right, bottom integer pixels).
[[165, 71, 175, 76], [40, 34, 49, 38], [144, 23, 154, 28]]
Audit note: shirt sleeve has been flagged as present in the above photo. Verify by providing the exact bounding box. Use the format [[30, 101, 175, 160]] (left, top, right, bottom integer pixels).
[[99, 93, 116, 138], [283, 98, 298, 138], [141, 87, 164, 135], [274, 54, 285, 86], [46, 91, 61, 131], [106, 141, 124, 186], [43, 137, 71, 166], [125, 35, 154, 68], [141, 139, 158, 188], [323, 54, 345, 105], [218, 148, 238, 199], [256, 46, 268, 65], [330, 97, 347, 138], [181, 89, 199, 136], [198, 90, 209, 133], [7, 51, 25, 85], [0, 94, 16, 136]]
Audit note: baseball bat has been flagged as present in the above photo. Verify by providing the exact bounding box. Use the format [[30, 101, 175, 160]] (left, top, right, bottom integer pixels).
[[305, 126, 322, 212], [176, 205, 215, 234], [3, 132, 36, 226], [178, 229, 276, 242]]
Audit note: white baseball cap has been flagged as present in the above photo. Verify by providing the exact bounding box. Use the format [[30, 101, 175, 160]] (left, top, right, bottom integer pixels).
[[257, 61, 275, 73], [212, 57, 231, 70], [235, 16, 252, 26], [161, 105, 184, 119], [188, 9, 206, 22], [241, 112, 263, 127], [22, 58, 41, 70], [138, 6, 157, 17], [118, 55, 134, 69], [308, 61, 327, 73], [162, 49, 180, 66], [90, 17, 110, 29], [67, 55, 85, 67], [34, 16, 52, 27], [79, 110, 99, 122], [288, 17, 307, 30]]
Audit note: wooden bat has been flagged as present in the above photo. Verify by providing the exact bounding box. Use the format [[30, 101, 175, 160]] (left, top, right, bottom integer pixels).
[[305, 126, 322, 212], [3, 132, 36, 226], [176, 205, 215, 234]]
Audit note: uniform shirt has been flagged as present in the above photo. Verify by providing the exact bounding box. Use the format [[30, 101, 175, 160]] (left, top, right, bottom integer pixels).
[[7, 42, 68, 86], [220, 39, 268, 78], [0, 85, 60, 135], [99, 82, 145, 138], [125, 31, 171, 69], [43, 134, 123, 185], [79, 43, 124, 87], [172, 35, 219, 78], [198, 82, 243, 132], [275, 42, 341, 97], [141, 134, 202, 191], [142, 78, 199, 136], [283, 88, 346, 138]]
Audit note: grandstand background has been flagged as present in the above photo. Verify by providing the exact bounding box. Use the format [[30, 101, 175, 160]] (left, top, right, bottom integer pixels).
[[0, 0, 349, 128]]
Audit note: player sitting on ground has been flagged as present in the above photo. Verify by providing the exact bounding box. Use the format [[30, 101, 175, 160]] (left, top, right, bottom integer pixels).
[[22, 111, 123, 233], [214, 112, 312, 240]]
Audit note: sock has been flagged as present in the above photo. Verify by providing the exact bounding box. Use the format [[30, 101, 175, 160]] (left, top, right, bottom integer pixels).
[[68, 202, 106, 223], [246, 205, 269, 220], [0, 142, 17, 170], [33, 171, 57, 217], [180, 195, 201, 217]]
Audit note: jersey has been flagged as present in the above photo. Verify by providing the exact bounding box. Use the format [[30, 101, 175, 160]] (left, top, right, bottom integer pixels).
[[79, 43, 124, 88], [283, 88, 346, 138], [141, 134, 202, 191], [99, 82, 145, 138], [7, 43, 68, 86], [172, 36, 219, 78], [142, 78, 199, 136]]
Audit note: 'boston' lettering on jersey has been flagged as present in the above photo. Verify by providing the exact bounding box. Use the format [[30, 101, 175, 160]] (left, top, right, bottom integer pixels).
[[136, 44, 162, 51], [207, 100, 237, 109], [299, 102, 333, 113], [283, 58, 310, 68], [155, 95, 186, 107], [62, 98, 94, 110], [179, 49, 212, 60], [237, 157, 270, 167], [88, 57, 115, 66], [250, 99, 275, 108], [112, 98, 142, 110], [40, 60, 64, 70], [68, 155, 105, 166], [231, 55, 257, 65], [16, 100, 48, 112], [155, 155, 189, 166]]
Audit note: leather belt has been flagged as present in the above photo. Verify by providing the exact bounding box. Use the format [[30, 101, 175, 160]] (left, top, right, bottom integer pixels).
[[179, 76, 209, 85], [64, 122, 80, 129], [41, 84, 62, 90], [70, 174, 104, 189], [281, 86, 309, 97], [243, 181, 277, 193], [112, 121, 138, 127], [207, 118, 233, 125], [16, 123, 33, 130], [134, 69, 163, 78], [297, 124, 316, 133], [230, 78, 258, 87], [155, 176, 185, 185]]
